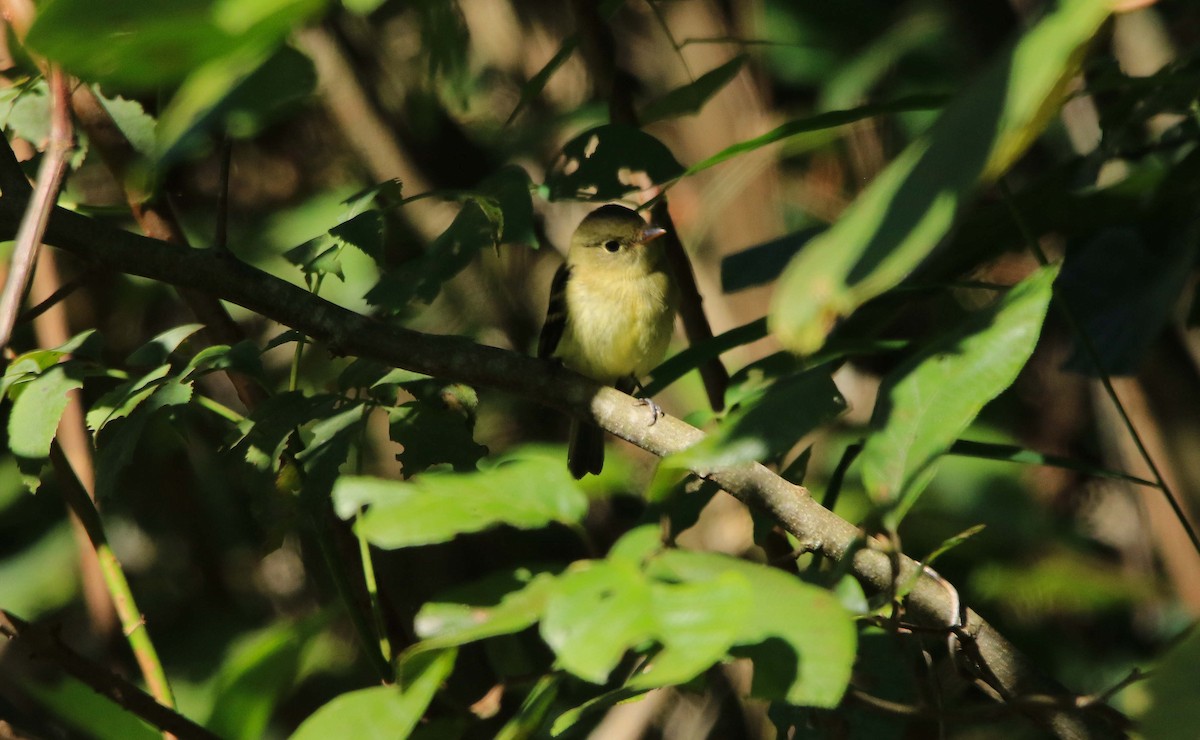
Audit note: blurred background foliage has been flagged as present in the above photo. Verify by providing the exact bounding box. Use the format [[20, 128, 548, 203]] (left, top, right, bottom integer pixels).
[[1, 0, 1200, 738]]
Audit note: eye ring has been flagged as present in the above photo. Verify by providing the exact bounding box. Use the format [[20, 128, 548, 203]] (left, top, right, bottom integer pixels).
[[603, 240, 621, 253]]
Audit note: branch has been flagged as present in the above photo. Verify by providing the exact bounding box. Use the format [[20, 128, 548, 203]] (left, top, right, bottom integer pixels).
[[0, 194, 1123, 739], [0, 65, 71, 354], [49, 442, 176, 713], [0, 611, 217, 740]]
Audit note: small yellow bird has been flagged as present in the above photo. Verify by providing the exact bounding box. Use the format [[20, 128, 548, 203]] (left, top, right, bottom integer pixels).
[[539, 204, 678, 478]]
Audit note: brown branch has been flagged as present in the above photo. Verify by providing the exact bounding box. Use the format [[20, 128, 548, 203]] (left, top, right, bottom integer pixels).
[[0, 65, 71, 354], [0, 193, 1125, 739], [0, 611, 217, 740], [571, 0, 729, 412]]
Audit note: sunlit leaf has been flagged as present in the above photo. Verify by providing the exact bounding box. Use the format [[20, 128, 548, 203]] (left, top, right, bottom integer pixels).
[[8, 363, 85, 491], [540, 560, 655, 683], [290, 649, 456, 740], [413, 568, 560, 648], [768, 0, 1110, 354], [859, 266, 1058, 524], [126, 323, 206, 366], [334, 454, 588, 548], [648, 550, 855, 707]]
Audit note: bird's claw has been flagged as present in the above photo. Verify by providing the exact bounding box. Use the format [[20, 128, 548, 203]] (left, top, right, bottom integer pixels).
[[635, 397, 664, 426]]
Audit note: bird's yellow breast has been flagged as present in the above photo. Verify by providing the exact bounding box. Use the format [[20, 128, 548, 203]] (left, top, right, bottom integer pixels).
[[555, 260, 676, 384]]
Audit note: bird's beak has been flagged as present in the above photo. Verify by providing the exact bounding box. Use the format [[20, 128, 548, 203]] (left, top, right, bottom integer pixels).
[[641, 226, 667, 243]]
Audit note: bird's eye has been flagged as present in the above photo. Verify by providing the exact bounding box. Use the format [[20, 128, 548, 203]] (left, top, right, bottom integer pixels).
[[603, 240, 621, 253]]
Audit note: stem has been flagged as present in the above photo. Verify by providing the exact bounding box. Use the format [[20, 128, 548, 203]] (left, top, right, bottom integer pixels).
[[998, 178, 1200, 557], [48, 444, 177, 715], [354, 403, 392, 665], [0, 65, 72, 354], [355, 509, 391, 663], [0, 611, 217, 740]]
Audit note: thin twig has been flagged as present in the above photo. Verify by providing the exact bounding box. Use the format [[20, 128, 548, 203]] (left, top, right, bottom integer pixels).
[[0, 611, 216, 740], [213, 137, 232, 253], [14, 271, 90, 327], [997, 178, 1200, 557], [48, 443, 177, 717], [0, 65, 72, 354]]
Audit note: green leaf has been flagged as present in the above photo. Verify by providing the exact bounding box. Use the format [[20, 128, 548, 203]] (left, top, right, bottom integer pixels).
[[388, 400, 488, 474], [720, 228, 824, 294], [19, 670, 159, 740], [545, 125, 684, 201], [126, 323, 206, 366], [94, 379, 194, 500], [540, 560, 656, 683], [1056, 226, 1198, 375], [206, 615, 329, 740], [478, 165, 537, 247], [948, 439, 1155, 487], [364, 199, 497, 310], [669, 366, 845, 470], [859, 266, 1058, 524], [628, 573, 751, 689], [8, 364, 85, 491], [96, 89, 157, 157], [641, 317, 768, 399], [86, 365, 173, 434], [648, 551, 855, 707], [26, 0, 230, 88], [157, 44, 317, 167], [296, 403, 365, 505], [1137, 629, 1200, 740], [684, 94, 944, 177], [284, 236, 344, 280], [768, 0, 1111, 354], [334, 454, 588, 548], [1, 330, 102, 399], [413, 568, 560, 649], [234, 393, 338, 472], [290, 648, 456, 740], [639, 55, 748, 125]]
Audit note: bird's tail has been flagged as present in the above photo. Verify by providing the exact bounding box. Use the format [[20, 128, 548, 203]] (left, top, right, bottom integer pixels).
[[567, 419, 604, 479]]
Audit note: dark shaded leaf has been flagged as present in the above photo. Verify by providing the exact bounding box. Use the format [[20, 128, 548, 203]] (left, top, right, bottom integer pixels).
[[389, 401, 488, 474], [639, 55, 748, 125], [546, 125, 684, 201], [721, 227, 825, 294]]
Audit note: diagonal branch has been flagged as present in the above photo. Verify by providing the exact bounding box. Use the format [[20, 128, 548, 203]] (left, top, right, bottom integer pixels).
[[0, 65, 72, 354], [0, 190, 1123, 739], [0, 610, 217, 740]]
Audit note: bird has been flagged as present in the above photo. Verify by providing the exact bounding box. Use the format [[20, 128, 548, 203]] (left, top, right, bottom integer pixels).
[[538, 204, 679, 478]]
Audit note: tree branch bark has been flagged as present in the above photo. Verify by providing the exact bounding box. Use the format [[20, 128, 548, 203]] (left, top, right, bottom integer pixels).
[[0, 188, 1121, 739]]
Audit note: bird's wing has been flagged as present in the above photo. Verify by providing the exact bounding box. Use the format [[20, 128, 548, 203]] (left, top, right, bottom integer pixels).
[[538, 263, 571, 359]]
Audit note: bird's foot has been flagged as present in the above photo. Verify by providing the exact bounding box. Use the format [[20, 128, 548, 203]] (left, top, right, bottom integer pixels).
[[635, 397, 664, 426]]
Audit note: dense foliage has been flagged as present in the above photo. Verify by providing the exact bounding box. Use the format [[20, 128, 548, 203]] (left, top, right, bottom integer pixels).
[[2, 0, 1199, 738]]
